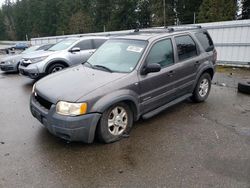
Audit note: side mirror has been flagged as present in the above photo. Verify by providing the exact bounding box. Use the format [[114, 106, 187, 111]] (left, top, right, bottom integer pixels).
[[70, 47, 81, 53], [141, 63, 161, 75]]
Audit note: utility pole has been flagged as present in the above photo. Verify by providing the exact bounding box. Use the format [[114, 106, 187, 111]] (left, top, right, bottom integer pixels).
[[163, 0, 166, 27]]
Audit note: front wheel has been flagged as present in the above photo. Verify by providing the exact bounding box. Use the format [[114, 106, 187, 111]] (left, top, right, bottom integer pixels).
[[191, 73, 211, 103], [47, 63, 66, 74], [97, 103, 133, 143]]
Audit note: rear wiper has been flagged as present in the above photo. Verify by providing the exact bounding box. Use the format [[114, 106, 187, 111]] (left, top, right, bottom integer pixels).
[[93, 65, 113, 73]]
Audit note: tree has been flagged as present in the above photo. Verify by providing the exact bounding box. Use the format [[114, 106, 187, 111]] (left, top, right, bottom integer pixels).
[[242, 0, 250, 19], [0, 10, 6, 39], [68, 11, 92, 34], [197, 0, 237, 23], [175, 0, 203, 24], [150, 0, 175, 26]]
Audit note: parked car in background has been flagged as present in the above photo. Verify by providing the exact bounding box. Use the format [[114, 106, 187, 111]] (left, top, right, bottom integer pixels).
[[19, 36, 108, 79], [0, 44, 54, 73], [12, 42, 29, 50], [30, 26, 216, 144]]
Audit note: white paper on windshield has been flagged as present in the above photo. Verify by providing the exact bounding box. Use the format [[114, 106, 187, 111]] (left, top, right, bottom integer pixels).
[[127, 46, 143, 53]]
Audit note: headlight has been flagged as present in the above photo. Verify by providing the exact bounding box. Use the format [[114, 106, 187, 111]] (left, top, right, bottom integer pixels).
[[56, 101, 87, 116], [30, 56, 48, 63]]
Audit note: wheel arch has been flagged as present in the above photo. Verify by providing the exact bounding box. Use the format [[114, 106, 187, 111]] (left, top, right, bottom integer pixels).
[[45, 60, 69, 73], [91, 92, 140, 122], [192, 66, 214, 91]]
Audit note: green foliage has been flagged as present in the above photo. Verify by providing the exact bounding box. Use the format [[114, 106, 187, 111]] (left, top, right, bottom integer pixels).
[[197, 0, 237, 23], [0, 10, 6, 39], [242, 0, 250, 19], [0, 0, 238, 40], [176, 0, 203, 24]]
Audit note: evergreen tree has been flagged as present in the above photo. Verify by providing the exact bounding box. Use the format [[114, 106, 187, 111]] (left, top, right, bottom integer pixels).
[[197, 0, 237, 23], [0, 10, 6, 39], [150, 0, 175, 26], [242, 0, 250, 19], [176, 0, 203, 24]]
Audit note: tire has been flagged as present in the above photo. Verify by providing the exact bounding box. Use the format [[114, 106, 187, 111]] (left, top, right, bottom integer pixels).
[[47, 63, 66, 74], [97, 102, 133, 143], [191, 73, 212, 103], [238, 81, 250, 94]]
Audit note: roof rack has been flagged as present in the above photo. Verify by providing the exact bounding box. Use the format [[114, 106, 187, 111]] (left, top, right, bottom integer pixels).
[[133, 25, 202, 34]]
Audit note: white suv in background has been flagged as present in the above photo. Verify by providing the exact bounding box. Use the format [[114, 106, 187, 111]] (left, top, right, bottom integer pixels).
[[19, 36, 108, 79]]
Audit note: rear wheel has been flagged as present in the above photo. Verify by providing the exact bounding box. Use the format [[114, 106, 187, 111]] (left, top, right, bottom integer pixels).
[[191, 73, 211, 102], [47, 63, 66, 74], [97, 103, 133, 143]]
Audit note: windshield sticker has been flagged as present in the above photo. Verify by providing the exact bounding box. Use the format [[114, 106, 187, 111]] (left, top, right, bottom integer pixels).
[[127, 46, 143, 53]]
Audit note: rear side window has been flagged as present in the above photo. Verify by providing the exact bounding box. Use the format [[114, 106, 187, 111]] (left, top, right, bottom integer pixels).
[[175, 35, 197, 61], [195, 32, 214, 52], [93, 39, 107, 49], [146, 39, 174, 67], [74, 39, 93, 50]]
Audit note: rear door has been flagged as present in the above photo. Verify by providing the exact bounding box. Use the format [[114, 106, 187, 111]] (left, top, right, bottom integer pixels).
[[138, 38, 177, 113], [173, 34, 202, 97]]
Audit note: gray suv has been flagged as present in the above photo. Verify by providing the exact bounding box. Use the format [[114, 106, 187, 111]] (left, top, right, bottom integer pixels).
[[19, 36, 108, 79], [30, 26, 217, 143]]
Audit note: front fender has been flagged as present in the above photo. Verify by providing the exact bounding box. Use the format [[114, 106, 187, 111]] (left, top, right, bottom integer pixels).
[[91, 89, 140, 120]]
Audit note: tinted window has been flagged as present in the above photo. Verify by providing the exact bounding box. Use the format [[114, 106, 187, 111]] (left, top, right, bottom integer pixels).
[[93, 39, 107, 49], [146, 39, 174, 67], [74, 39, 93, 50], [175, 35, 197, 61], [195, 32, 214, 52]]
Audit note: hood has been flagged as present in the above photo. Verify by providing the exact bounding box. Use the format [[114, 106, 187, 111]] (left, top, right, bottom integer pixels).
[[22, 50, 55, 59], [1, 54, 22, 62], [35, 65, 126, 103]]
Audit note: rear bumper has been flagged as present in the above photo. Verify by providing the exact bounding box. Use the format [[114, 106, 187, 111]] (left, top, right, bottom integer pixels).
[[30, 95, 101, 143]]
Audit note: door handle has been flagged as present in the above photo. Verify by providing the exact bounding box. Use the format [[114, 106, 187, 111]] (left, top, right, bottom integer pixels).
[[167, 70, 175, 77]]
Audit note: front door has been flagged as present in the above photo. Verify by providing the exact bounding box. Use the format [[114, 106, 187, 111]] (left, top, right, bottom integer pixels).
[[138, 38, 177, 114], [69, 39, 95, 65]]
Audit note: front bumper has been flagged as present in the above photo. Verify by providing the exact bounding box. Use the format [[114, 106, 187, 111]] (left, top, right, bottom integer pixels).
[[19, 65, 44, 79], [30, 95, 101, 143], [0, 64, 17, 72]]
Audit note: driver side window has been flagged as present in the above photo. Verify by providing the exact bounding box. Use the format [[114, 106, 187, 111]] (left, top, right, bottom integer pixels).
[[146, 39, 174, 68], [74, 39, 93, 50]]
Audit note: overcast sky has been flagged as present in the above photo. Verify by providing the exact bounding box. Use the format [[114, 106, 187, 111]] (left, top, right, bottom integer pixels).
[[0, 0, 4, 7]]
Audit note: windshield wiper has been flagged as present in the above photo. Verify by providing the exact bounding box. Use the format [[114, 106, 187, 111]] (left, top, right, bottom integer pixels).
[[93, 65, 113, 73], [83, 61, 93, 68]]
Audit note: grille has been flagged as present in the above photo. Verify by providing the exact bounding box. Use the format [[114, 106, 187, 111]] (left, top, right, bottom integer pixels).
[[35, 94, 53, 110]]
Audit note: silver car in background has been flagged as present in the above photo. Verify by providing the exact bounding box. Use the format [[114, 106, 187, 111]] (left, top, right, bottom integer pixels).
[[0, 44, 54, 73], [19, 36, 108, 79]]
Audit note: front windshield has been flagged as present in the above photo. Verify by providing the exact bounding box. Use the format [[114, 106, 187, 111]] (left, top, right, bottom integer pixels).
[[48, 39, 78, 51], [87, 39, 147, 73], [21, 46, 39, 54]]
